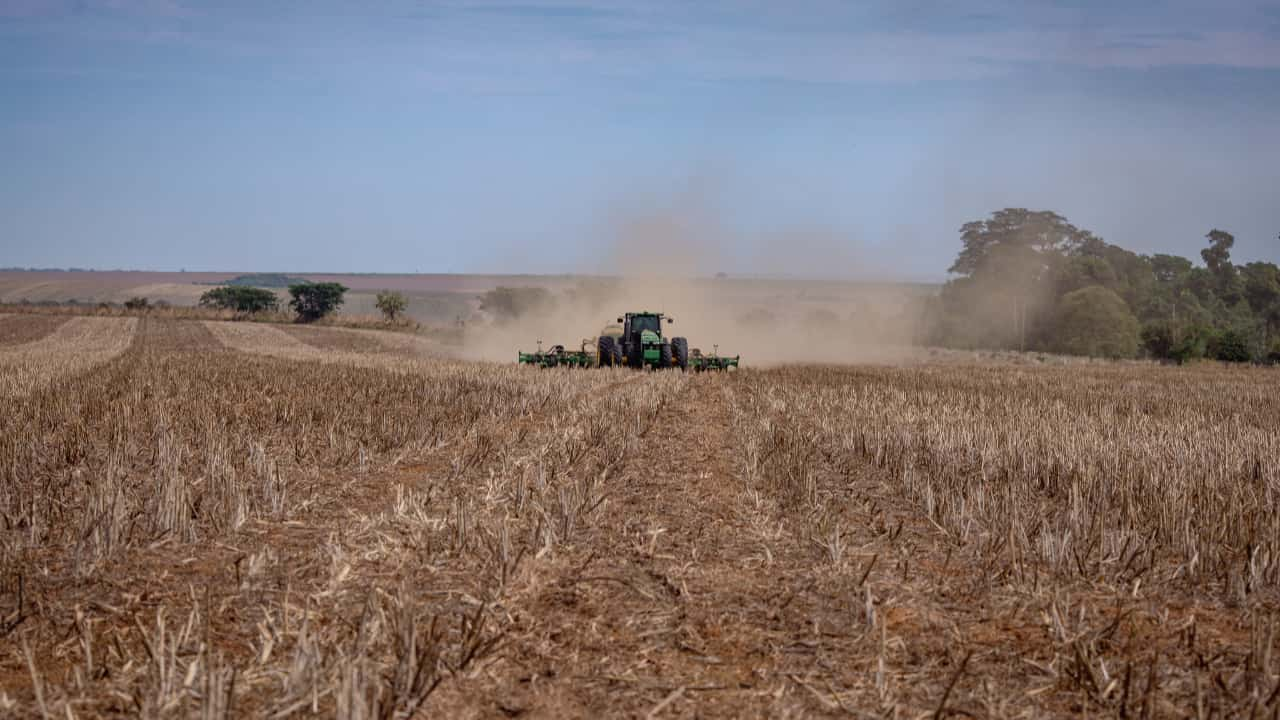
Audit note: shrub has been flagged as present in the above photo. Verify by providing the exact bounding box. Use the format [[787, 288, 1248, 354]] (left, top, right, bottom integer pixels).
[[375, 291, 408, 322], [124, 297, 150, 311], [1052, 286, 1140, 358], [1171, 325, 1212, 364], [1140, 321, 1176, 360], [200, 286, 280, 314], [288, 282, 347, 322], [1208, 328, 1253, 363]]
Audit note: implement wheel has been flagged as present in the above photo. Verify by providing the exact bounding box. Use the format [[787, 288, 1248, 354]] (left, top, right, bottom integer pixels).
[[671, 337, 689, 371]]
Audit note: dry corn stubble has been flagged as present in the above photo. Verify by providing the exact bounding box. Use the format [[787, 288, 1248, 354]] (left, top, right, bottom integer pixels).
[[204, 321, 443, 369], [727, 362, 1280, 716], [0, 316, 137, 397], [1, 314, 1278, 719], [0, 317, 668, 717], [0, 314, 72, 347]]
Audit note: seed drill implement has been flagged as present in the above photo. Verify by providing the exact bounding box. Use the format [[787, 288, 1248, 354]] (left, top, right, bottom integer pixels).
[[518, 310, 739, 371]]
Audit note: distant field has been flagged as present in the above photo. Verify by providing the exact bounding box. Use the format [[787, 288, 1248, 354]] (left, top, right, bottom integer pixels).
[[0, 270, 572, 303], [0, 271, 543, 325], [0, 270, 939, 336], [0, 315, 1276, 717]]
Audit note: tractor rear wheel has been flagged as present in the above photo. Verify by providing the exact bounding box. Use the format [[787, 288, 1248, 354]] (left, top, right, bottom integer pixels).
[[671, 337, 689, 371], [660, 342, 673, 369], [597, 336, 620, 367]]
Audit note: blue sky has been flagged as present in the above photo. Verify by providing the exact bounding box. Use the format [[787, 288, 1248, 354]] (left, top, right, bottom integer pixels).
[[1, 0, 1278, 278]]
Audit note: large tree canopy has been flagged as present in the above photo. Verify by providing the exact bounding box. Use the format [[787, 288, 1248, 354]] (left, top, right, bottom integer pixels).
[[1053, 286, 1140, 359], [199, 286, 280, 314], [949, 209, 1095, 278], [932, 209, 1279, 363], [288, 282, 347, 323]]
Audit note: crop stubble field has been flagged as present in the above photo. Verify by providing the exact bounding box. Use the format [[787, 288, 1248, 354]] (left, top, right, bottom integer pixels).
[[0, 314, 1277, 718]]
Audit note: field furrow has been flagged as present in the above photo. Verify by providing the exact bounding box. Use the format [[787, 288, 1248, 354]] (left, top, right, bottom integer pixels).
[[0, 316, 136, 396], [205, 320, 441, 368], [277, 324, 441, 356], [0, 313, 71, 346]]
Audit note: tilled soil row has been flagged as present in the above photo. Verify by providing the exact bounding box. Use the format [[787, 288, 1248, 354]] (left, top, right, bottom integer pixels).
[[432, 372, 882, 718], [0, 314, 71, 347]]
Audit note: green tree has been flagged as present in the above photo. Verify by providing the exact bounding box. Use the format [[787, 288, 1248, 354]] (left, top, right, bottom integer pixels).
[[375, 290, 408, 321], [1201, 229, 1244, 305], [1150, 254, 1193, 285], [1201, 229, 1234, 274], [1052, 286, 1140, 359], [288, 282, 347, 322], [1208, 328, 1252, 363], [1172, 325, 1214, 363], [943, 209, 1096, 351], [1241, 262, 1280, 336], [932, 211, 1279, 359], [1140, 321, 1176, 360], [1057, 255, 1118, 296], [199, 286, 280, 314], [1079, 241, 1153, 308], [951, 209, 1093, 276]]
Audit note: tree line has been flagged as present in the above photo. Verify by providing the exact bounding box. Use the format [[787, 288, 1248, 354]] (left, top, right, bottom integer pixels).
[[928, 209, 1280, 363], [198, 283, 409, 323]]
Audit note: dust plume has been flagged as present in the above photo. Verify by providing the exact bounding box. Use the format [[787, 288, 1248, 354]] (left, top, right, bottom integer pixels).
[[459, 186, 931, 367]]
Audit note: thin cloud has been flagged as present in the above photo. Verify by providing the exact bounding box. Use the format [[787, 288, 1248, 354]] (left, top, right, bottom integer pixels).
[[3, 1, 1279, 88]]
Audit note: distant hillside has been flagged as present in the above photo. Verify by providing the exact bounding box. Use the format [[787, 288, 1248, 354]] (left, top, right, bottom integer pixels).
[[205, 273, 309, 288]]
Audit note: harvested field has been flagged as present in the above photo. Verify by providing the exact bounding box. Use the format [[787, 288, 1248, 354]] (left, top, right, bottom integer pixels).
[[278, 324, 440, 357], [0, 314, 70, 347], [0, 316, 136, 397], [207, 321, 442, 367], [1, 317, 1277, 718], [280, 324, 388, 353], [135, 317, 225, 353], [204, 321, 338, 362]]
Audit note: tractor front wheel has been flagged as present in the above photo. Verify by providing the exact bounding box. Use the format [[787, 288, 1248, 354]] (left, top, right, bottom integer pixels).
[[671, 337, 689, 371]]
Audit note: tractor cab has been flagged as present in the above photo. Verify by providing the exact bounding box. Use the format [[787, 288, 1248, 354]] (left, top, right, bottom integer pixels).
[[618, 311, 672, 367]]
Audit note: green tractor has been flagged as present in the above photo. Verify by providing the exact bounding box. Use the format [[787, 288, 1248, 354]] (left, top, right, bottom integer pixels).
[[519, 310, 739, 371], [595, 311, 738, 371]]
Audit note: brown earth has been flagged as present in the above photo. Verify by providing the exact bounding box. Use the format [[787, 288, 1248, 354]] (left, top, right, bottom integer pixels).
[[1, 317, 1277, 718]]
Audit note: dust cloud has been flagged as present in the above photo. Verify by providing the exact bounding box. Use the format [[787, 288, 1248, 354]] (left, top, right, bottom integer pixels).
[[459, 188, 932, 367]]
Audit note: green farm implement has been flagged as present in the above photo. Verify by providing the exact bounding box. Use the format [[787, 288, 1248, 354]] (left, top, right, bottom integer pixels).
[[519, 311, 739, 371], [689, 346, 740, 372], [517, 341, 595, 368]]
